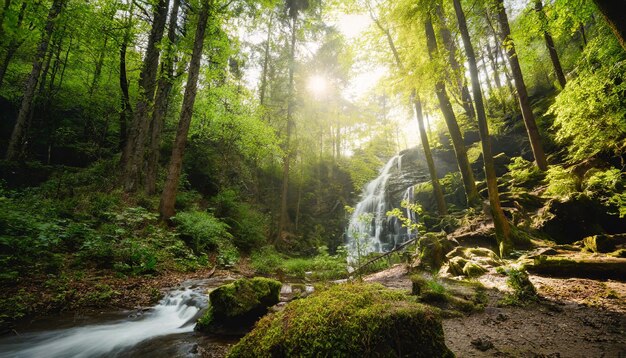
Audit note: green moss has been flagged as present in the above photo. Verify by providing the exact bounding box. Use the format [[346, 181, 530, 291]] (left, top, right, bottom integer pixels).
[[196, 277, 282, 332], [462, 262, 487, 277], [500, 268, 538, 306], [227, 283, 453, 358]]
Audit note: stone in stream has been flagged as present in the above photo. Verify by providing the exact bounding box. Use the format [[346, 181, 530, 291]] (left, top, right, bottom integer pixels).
[[196, 277, 282, 334], [227, 283, 453, 357]]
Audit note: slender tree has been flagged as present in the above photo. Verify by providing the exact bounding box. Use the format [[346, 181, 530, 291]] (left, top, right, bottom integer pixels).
[[453, 0, 512, 257], [118, 3, 134, 151], [368, 3, 447, 215], [0, 1, 27, 88], [146, 0, 182, 195], [122, 0, 170, 192], [494, 0, 548, 171], [534, 0, 566, 89], [425, 12, 480, 207], [5, 0, 66, 160], [160, 0, 210, 219]]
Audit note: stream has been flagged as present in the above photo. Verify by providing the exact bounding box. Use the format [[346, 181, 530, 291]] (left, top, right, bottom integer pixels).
[[0, 277, 240, 358]]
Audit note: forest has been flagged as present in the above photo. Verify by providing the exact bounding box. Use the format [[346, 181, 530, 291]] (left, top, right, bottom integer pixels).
[[0, 0, 625, 356]]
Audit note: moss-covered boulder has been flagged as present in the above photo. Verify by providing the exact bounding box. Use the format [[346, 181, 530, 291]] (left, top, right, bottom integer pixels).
[[583, 234, 626, 253], [412, 232, 458, 270], [196, 277, 282, 333], [227, 283, 453, 357]]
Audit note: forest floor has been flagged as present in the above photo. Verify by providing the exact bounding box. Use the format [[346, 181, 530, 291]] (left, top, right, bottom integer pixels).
[[365, 264, 626, 358]]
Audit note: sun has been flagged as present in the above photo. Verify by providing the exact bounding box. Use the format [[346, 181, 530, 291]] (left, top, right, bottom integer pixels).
[[307, 75, 328, 97]]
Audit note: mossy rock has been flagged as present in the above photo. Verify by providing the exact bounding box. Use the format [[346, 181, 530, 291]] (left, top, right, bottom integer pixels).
[[227, 283, 453, 358], [413, 232, 458, 270], [583, 234, 626, 253], [196, 277, 282, 333], [463, 262, 487, 277]]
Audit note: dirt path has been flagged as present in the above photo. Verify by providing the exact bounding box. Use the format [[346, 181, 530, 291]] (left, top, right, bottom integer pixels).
[[364, 265, 626, 357]]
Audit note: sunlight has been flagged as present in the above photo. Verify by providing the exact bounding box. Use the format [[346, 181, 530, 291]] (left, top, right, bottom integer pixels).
[[307, 75, 328, 98]]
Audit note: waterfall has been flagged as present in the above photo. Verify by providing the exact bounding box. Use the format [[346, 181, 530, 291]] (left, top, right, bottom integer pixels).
[[0, 286, 208, 357], [346, 154, 417, 263]]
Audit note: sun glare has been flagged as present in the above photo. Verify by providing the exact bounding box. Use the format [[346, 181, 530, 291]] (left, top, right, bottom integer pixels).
[[308, 75, 328, 97]]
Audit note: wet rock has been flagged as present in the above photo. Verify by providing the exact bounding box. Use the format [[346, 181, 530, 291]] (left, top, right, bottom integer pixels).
[[196, 277, 281, 334], [471, 337, 494, 351]]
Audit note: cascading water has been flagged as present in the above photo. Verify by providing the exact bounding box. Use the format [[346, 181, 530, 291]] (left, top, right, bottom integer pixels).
[[0, 284, 210, 358], [346, 154, 418, 263]]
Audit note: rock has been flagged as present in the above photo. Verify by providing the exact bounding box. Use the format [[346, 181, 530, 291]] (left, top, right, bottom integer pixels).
[[447, 256, 468, 276], [528, 247, 558, 258], [471, 337, 494, 351], [228, 283, 454, 358], [196, 277, 282, 334], [463, 262, 488, 277], [527, 256, 626, 280], [533, 195, 626, 244], [583, 234, 626, 253], [412, 232, 458, 270]]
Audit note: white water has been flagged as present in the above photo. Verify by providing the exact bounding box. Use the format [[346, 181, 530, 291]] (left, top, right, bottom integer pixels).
[[0, 287, 207, 358], [346, 155, 402, 262]]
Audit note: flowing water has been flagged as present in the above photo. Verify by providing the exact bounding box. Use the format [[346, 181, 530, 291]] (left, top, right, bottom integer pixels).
[[346, 154, 419, 263], [0, 278, 236, 358]]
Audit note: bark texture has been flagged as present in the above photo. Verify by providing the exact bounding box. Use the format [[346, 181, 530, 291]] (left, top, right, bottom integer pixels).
[[159, 1, 210, 219], [453, 0, 512, 257], [593, 0, 626, 51]]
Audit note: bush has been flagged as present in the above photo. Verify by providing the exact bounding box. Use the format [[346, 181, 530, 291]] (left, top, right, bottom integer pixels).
[[543, 166, 579, 198], [507, 157, 545, 190], [173, 210, 232, 253]]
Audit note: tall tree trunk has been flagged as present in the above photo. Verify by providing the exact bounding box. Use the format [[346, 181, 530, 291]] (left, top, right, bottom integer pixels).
[[425, 16, 479, 207], [146, 0, 181, 195], [5, 0, 65, 160], [414, 93, 447, 215], [534, 0, 566, 89], [593, 0, 626, 50], [159, 1, 210, 219], [453, 0, 512, 257], [277, 13, 298, 241], [494, 0, 548, 171], [122, 0, 169, 192], [435, 3, 475, 119], [118, 5, 134, 152], [369, 5, 450, 214], [89, 37, 109, 97], [259, 11, 273, 106]]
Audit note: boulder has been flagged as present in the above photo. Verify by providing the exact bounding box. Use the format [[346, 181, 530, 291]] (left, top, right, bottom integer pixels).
[[583, 234, 626, 253], [227, 283, 453, 357], [196, 277, 282, 334], [412, 232, 458, 270]]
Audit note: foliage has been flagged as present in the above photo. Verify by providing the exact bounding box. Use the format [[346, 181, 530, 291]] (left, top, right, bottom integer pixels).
[[228, 283, 453, 357], [543, 166, 579, 198], [250, 245, 348, 280], [506, 156, 546, 190], [548, 33, 626, 161], [500, 267, 538, 306], [583, 168, 626, 217]]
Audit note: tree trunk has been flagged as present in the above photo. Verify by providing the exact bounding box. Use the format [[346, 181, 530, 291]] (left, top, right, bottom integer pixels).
[[5, 0, 65, 161], [453, 0, 512, 257], [424, 16, 479, 208], [414, 93, 447, 215], [159, 1, 210, 220], [435, 3, 475, 119], [122, 0, 169, 192], [277, 13, 298, 241], [259, 11, 273, 106], [146, 0, 181, 195], [0, 0, 12, 41], [593, 0, 626, 51], [494, 0, 548, 171], [118, 5, 134, 152], [534, 0, 566, 89]]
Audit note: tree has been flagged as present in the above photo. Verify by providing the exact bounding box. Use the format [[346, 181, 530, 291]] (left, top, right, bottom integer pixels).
[[426, 9, 480, 207], [494, 0, 548, 171], [453, 0, 512, 257], [534, 0, 566, 89], [593, 0, 626, 51], [368, 1, 447, 215], [160, 0, 211, 219], [146, 0, 183, 195], [122, 0, 170, 192], [5, 0, 66, 160]]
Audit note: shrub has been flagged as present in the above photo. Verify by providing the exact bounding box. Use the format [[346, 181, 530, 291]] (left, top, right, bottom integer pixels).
[[543, 166, 579, 198], [507, 157, 545, 190], [173, 211, 232, 253]]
